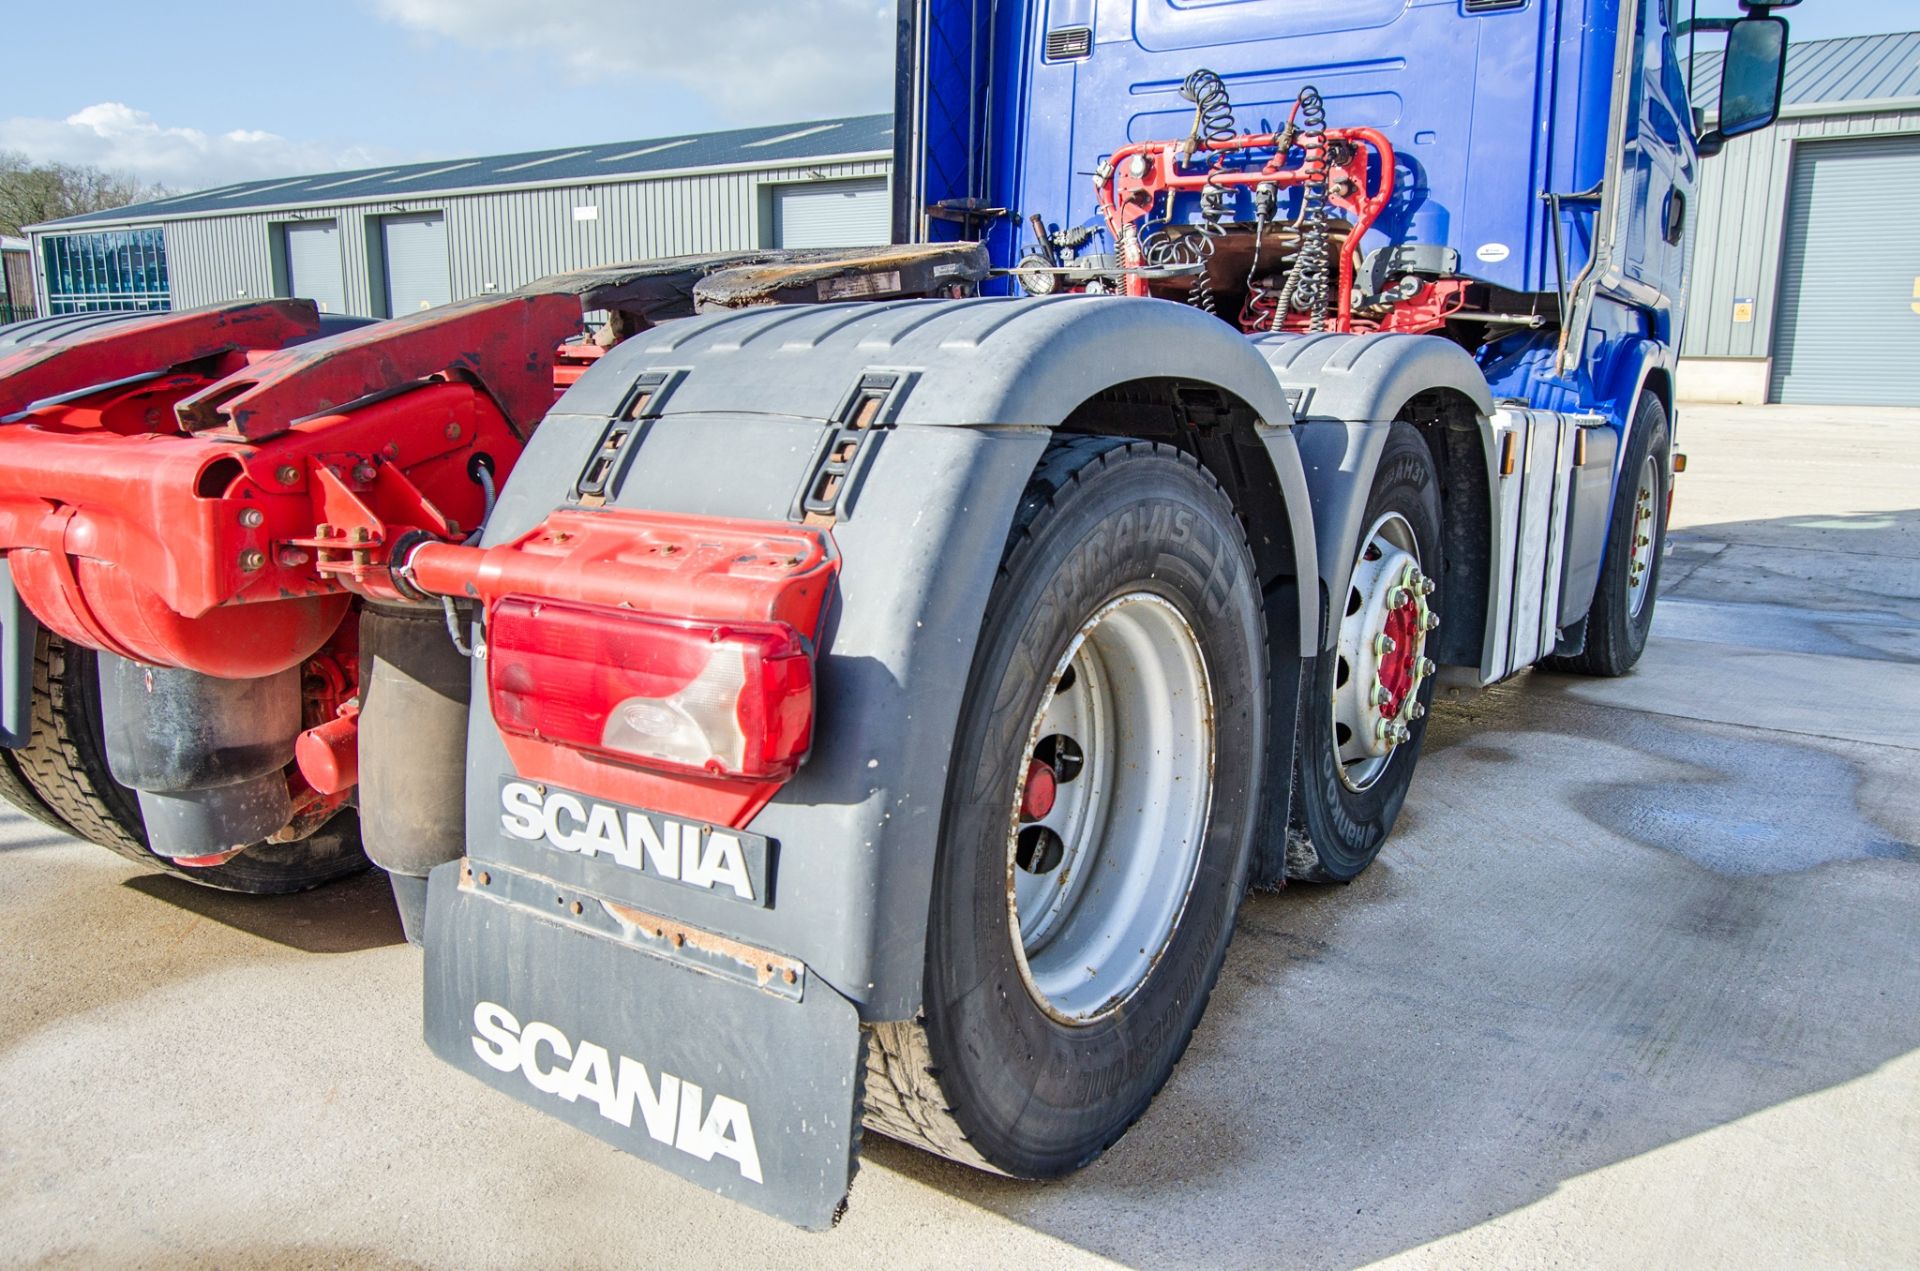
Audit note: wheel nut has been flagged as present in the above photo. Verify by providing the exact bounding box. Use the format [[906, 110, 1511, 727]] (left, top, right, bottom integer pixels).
[[1417, 657, 1436, 677], [1636, 534, 1651, 547], [1374, 634, 1397, 656], [1421, 576, 1436, 595], [1371, 683, 1392, 707], [1389, 587, 1411, 608], [1411, 702, 1427, 720], [1423, 612, 1440, 631], [1375, 718, 1396, 741]]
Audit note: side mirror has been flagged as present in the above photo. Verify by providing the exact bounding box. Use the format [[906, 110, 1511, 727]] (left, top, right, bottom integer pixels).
[[1706, 15, 1788, 149]]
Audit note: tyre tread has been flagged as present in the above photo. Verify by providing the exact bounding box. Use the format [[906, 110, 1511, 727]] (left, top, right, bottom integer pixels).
[[860, 434, 1260, 1176]]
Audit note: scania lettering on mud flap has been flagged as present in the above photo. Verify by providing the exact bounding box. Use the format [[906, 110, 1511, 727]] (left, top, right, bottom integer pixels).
[[470, 1001, 763, 1182], [499, 780, 764, 903]]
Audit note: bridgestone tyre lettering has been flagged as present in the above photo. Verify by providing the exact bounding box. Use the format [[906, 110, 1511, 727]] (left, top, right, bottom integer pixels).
[[1290, 421, 1442, 882], [864, 437, 1268, 1176], [7, 631, 368, 895], [1541, 391, 1670, 678]]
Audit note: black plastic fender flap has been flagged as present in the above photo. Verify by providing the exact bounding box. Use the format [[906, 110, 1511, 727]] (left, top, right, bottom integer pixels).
[[422, 860, 864, 1229]]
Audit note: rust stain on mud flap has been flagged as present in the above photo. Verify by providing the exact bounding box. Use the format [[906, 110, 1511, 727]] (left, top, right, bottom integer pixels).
[[421, 860, 863, 1229]]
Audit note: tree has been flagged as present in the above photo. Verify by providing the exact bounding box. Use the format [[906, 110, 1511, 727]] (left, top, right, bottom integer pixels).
[[0, 152, 168, 238]]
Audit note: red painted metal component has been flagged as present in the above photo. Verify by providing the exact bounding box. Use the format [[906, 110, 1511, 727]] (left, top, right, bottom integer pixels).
[[1021, 758, 1058, 822], [176, 292, 580, 441], [0, 292, 587, 678], [0, 379, 519, 674], [296, 706, 361, 797], [1378, 596, 1421, 719], [1094, 125, 1396, 331], [0, 300, 319, 420], [1369, 278, 1471, 335], [405, 509, 840, 829], [552, 340, 606, 398]]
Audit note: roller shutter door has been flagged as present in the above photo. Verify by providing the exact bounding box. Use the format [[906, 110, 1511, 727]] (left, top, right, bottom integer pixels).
[[772, 179, 890, 249], [281, 221, 345, 316], [381, 212, 450, 316], [1770, 135, 1920, 405]]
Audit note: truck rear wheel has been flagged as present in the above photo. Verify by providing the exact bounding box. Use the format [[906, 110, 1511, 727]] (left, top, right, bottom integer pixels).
[[8, 631, 367, 895], [1542, 392, 1670, 677], [865, 437, 1268, 1176], [1289, 422, 1441, 881]]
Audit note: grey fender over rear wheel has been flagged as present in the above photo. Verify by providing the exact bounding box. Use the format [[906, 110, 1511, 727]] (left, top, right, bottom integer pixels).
[[1542, 392, 1670, 678], [5, 631, 368, 895], [864, 437, 1268, 1176], [1290, 421, 1442, 882]]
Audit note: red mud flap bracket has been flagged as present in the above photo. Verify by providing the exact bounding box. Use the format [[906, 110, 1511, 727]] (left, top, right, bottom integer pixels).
[[422, 859, 863, 1229]]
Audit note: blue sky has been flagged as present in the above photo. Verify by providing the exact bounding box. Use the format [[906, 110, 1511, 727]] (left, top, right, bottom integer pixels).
[[0, 0, 1907, 191]]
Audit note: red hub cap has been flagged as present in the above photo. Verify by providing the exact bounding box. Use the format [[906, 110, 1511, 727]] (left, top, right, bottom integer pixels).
[[1377, 595, 1421, 719], [1021, 758, 1058, 821]]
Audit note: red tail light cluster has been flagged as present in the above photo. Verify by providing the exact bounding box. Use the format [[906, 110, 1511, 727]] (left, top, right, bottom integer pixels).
[[487, 596, 815, 781]]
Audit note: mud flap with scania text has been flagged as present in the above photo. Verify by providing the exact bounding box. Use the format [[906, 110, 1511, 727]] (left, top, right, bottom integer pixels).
[[422, 860, 864, 1229]]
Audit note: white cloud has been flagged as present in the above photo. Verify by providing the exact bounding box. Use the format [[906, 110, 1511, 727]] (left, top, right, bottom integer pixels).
[[371, 0, 895, 124], [0, 103, 397, 192]]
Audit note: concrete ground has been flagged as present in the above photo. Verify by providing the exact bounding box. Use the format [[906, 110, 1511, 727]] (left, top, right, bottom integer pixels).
[[1, 404, 1914, 1270]]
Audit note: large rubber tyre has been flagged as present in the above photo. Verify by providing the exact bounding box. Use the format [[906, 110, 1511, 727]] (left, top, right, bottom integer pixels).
[[8, 631, 368, 894], [864, 437, 1268, 1176], [1289, 422, 1442, 882], [1542, 392, 1670, 677]]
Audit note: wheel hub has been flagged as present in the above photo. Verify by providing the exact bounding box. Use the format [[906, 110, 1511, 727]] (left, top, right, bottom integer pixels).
[[1626, 454, 1658, 618], [1331, 512, 1438, 793], [1007, 593, 1214, 1025]]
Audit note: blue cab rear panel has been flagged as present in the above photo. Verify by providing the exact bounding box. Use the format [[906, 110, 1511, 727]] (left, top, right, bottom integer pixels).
[[900, 0, 1699, 423]]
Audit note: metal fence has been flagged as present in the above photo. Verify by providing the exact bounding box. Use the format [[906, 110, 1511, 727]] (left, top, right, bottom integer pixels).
[[0, 301, 36, 326]]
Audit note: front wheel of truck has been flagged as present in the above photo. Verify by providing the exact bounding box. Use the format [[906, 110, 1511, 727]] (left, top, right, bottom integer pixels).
[[1541, 392, 1670, 678], [864, 436, 1269, 1176]]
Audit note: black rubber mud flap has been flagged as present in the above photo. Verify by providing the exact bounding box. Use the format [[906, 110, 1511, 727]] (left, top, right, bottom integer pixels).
[[422, 861, 864, 1230]]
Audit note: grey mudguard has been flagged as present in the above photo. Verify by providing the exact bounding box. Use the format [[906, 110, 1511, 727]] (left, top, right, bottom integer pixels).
[[467, 295, 1318, 1021], [423, 862, 863, 1229], [1250, 332, 1498, 651]]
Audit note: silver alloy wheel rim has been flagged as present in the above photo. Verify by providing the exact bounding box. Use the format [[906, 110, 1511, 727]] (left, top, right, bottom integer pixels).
[[1626, 455, 1659, 618], [1008, 592, 1215, 1025], [1331, 511, 1436, 794]]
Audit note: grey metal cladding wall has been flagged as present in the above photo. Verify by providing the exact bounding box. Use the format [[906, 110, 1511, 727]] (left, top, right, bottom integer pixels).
[[1682, 106, 1920, 359], [440, 160, 887, 297], [131, 158, 887, 317]]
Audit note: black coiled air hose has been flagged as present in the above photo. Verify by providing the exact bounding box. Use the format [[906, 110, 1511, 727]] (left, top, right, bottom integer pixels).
[[1277, 85, 1332, 332], [1179, 68, 1237, 165]]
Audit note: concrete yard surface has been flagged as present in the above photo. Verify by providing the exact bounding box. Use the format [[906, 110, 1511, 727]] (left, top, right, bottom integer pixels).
[[0, 404, 1915, 1269]]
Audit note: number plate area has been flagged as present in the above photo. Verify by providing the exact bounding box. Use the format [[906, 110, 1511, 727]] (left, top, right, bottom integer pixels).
[[422, 860, 863, 1229]]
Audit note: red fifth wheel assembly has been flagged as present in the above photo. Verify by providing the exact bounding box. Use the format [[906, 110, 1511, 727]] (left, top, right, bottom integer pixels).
[[0, 294, 578, 885]]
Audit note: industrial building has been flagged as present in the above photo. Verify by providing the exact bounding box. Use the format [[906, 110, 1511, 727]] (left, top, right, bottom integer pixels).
[[22, 114, 892, 321], [1682, 31, 1920, 406]]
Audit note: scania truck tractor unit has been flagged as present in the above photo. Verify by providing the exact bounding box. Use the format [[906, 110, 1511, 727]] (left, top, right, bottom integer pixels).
[[0, 0, 1792, 1229]]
